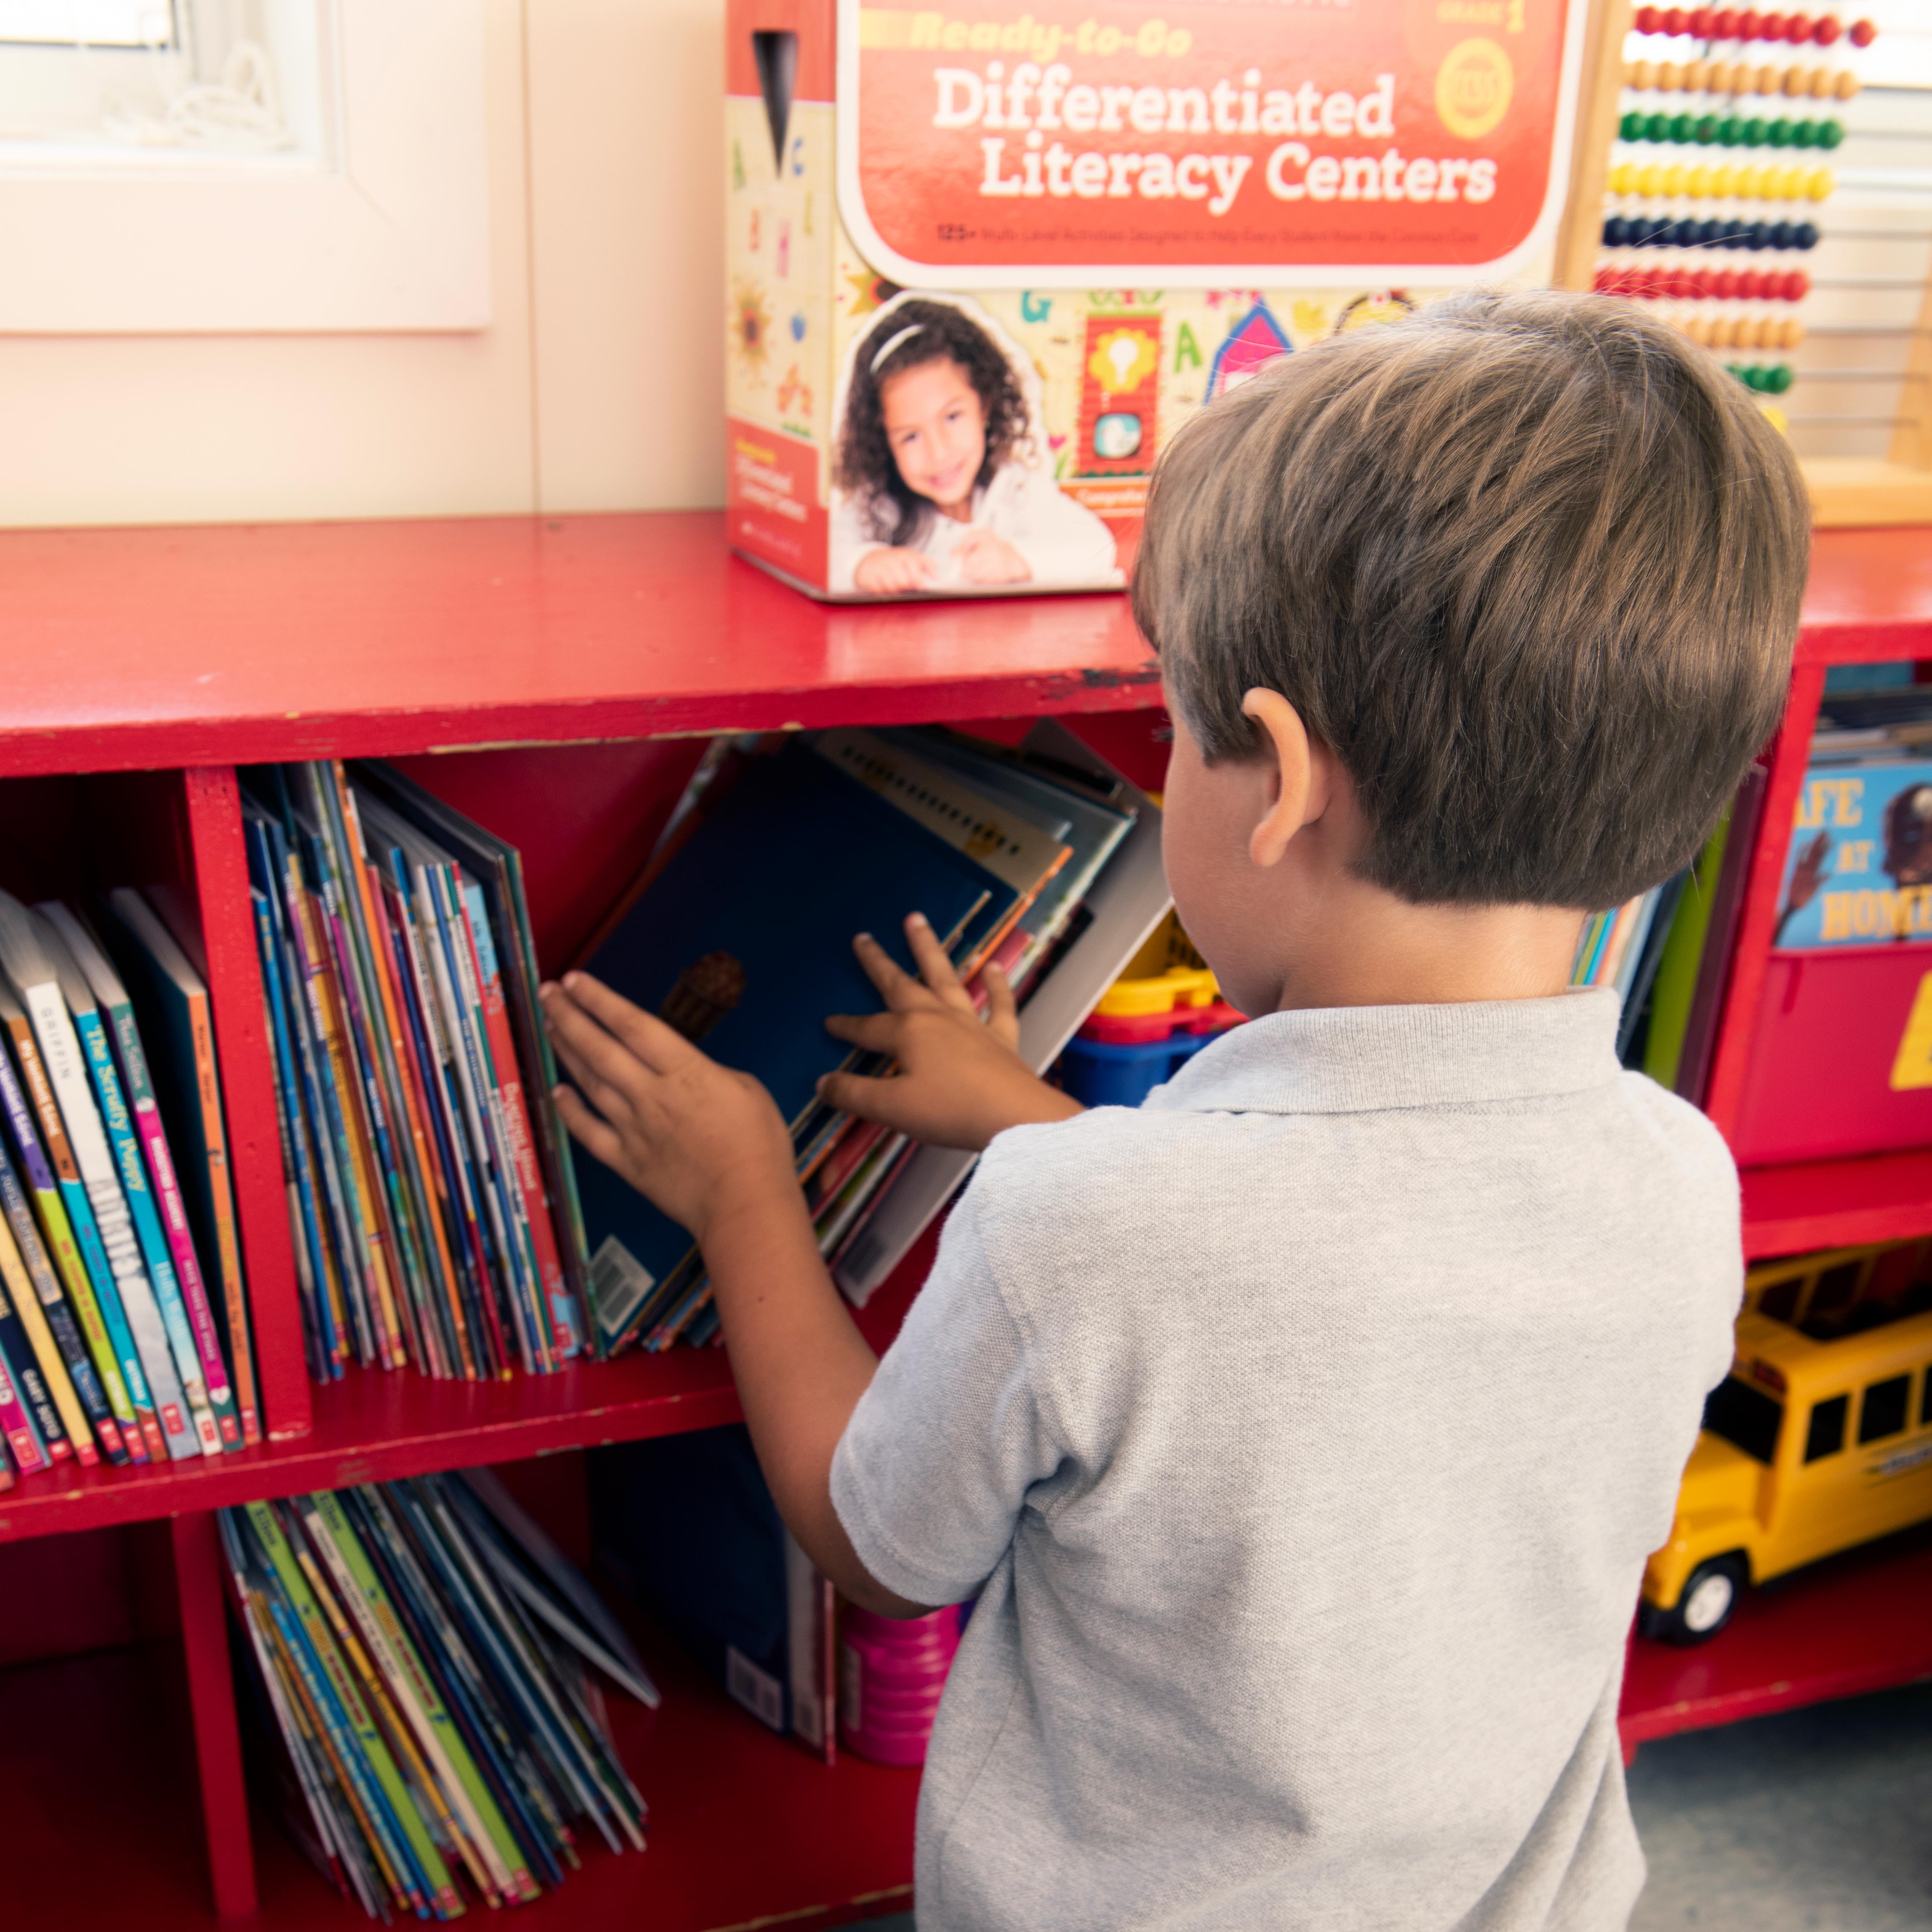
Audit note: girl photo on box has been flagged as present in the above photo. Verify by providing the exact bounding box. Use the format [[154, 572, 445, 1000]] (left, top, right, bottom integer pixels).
[[830, 294, 1122, 597]]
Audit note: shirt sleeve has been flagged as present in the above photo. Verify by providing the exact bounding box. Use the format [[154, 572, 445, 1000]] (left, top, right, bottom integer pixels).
[[831, 1188, 1065, 1606]]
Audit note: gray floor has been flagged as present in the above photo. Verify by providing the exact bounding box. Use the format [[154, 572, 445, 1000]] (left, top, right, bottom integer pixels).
[[1629, 1683, 1932, 1931], [863, 1686, 1932, 1930]]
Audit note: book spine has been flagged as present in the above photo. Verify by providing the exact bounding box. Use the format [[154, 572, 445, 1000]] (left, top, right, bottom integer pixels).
[[74, 1005, 221, 1457], [454, 890, 547, 1373], [286, 874, 402, 1368], [0, 1224, 68, 1466], [244, 1511, 424, 1914], [175, 973, 260, 1444], [0, 1205, 95, 1460], [500, 845, 594, 1355], [375, 869, 486, 1380], [317, 867, 434, 1372], [363, 861, 478, 1380], [248, 885, 340, 1379], [0, 1056, 129, 1463], [0, 1279, 51, 1473], [335, 777, 476, 1379], [350, 1485, 566, 1882], [266, 820, 377, 1366], [250, 1500, 454, 1914], [306, 774, 441, 1374], [465, 892, 574, 1365], [38, 993, 198, 1463], [420, 867, 517, 1377], [396, 870, 502, 1379], [5, 1009, 158, 1461], [446, 880, 540, 1374], [106, 996, 244, 1449], [307, 1491, 530, 1902], [289, 1501, 474, 1915]]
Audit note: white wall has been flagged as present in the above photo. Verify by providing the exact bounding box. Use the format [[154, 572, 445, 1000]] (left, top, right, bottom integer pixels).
[[0, 0, 726, 527]]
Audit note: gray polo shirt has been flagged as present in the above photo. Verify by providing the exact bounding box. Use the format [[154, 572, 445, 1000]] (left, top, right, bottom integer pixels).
[[831, 989, 1741, 1932]]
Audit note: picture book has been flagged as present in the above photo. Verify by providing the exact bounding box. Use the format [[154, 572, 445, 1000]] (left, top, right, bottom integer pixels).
[[573, 737, 1040, 1344], [0, 1010, 136, 1464], [1774, 756, 1932, 951], [220, 1471, 648, 1921], [38, 904, 229, 1456], [0, 895, 174, 1463], [102, 887, 263, 1444]]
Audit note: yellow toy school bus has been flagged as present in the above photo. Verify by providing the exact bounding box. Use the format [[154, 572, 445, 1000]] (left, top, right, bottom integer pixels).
[[1641, 1241, 1932, 1644]]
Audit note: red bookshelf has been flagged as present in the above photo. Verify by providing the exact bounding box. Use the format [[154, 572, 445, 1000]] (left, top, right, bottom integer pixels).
[[0, 511, 1928, 1924]]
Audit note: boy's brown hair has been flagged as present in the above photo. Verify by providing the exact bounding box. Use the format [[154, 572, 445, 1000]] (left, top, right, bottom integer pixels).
[[1134, 288, 1810, 910]]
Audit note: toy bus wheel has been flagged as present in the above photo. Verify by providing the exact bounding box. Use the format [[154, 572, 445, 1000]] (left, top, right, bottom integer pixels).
[[1654, 1555, 1747, 1645]]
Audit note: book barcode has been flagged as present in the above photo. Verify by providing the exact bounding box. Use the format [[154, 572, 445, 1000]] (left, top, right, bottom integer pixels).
[[588, 1235, 655, 1333], [726, 1645, 785, 1731]]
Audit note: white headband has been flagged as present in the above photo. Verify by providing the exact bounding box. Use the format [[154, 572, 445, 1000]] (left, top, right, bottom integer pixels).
[[870, 323, 926, 374]]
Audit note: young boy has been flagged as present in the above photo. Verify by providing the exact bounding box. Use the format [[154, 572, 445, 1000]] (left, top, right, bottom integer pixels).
[[540, 288, 1811, 1930]]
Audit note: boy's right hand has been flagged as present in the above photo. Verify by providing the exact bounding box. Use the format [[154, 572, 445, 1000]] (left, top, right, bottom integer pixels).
[[821, 913, 1083, 1151]]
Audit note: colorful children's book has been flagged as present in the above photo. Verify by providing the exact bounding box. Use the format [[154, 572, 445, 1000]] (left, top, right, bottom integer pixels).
[[571, 738, 1037, 1346], [1773, 755, 1932, 951], [101, 887, 262, 1444], [0, 900, 168, 1462], [1675, 765, 1770, 1105], [8, 904, 201, 1461], [350, 761, 591, 1358], [835, 718, 1173, 1305], [0, 1150, 101, 1466], [0, 1020, 134, 1464], [38, 905, 228, 1457]]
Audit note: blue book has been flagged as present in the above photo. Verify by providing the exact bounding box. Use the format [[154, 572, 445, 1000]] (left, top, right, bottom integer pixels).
[[1775, 756, 1932, 950], [572, 741, 1023, 1342]]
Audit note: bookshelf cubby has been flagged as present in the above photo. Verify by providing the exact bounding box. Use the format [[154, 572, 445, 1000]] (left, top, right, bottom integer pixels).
[[0, 511, 1927, 1925]]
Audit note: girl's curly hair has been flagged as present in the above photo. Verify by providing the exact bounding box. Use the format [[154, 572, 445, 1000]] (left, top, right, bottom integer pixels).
[[836, 300, 1032, 550]]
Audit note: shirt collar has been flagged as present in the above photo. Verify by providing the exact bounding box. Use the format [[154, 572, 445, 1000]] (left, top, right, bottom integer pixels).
[[1142, 988, 1624, 1117]]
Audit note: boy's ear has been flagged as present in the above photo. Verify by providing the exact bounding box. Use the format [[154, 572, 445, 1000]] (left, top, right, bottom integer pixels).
[[1242, 688, 1327, 868]]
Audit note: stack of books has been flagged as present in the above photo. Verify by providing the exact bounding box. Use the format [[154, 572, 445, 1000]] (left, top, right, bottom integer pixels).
[[220, 1469, 652, 1919], [0, 887, 257, 1484], [238, 726, 1169, 1383], [570, 721, 1170, 1350], [240, 763, 591, 1384]]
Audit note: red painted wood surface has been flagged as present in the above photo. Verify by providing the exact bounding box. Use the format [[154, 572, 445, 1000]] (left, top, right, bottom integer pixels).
[[1, 518, 1923, 781], [170, 1511, 257, 1920], [185, 766, 311, 1444], [0, 1344, 740, 1543], [0, 1220, 936, 1545], [0, 1613, 917, 1932], [1704, 658, 1830, 1143], [0, 512, 1159, 778], [1620, 1523, 1932, 1745], [1742, 1146, 1932, 1259]]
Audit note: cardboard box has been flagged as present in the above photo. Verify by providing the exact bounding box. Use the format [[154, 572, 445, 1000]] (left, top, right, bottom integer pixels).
[[725, 0, 1592, 599]]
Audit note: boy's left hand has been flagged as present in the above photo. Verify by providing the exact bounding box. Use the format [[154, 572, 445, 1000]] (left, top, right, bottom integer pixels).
[[541, 973, 799, 1243]]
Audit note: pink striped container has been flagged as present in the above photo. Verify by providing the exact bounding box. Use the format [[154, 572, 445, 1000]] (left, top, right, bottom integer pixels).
[[838, 1602, 963, 1766]]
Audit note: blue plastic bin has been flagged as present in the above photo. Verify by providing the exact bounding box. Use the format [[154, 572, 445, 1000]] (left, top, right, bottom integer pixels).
[[1056, 1028, 1224, 1108]]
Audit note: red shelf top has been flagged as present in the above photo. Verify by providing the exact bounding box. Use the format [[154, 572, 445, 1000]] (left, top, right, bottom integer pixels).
[[1741, 1147, 1932, 1261], [1795, 527, 1932, 668], [0, 516, 1925, 779], [0, 510, 1157, 777], [0, 1348, 742, 1544]]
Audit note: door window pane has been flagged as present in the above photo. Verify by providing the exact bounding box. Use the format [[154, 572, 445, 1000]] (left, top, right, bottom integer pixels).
[[1804, 1394, 1849, 1463]]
